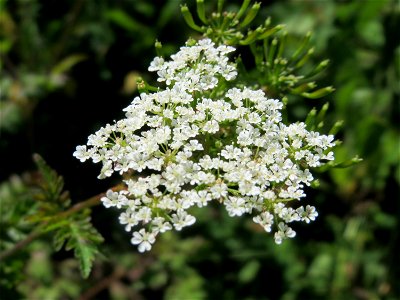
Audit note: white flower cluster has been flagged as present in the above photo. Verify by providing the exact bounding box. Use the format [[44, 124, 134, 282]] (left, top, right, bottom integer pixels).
[[74, 39, 335, 252]]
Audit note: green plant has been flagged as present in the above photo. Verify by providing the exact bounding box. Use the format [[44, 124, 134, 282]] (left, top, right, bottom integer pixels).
[[2, 1, 397, 299]]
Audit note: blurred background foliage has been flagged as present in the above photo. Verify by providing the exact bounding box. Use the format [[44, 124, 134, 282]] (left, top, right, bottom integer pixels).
[[0, 0, 399, 299]]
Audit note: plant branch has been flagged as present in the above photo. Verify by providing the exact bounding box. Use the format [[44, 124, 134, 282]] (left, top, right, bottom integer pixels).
[[59, 184, 124, 219], [0, 184, 125, 261], [77, 266, 127, 300], [78, 257, 154, 300], [0, 228, 42, 261]]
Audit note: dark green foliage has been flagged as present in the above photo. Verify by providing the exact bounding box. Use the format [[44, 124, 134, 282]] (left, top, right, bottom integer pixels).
[[0, 172, 38, 293], [31, 154, 104, 278], [32, 153, 70, 211], [0, 154, 104, 286]]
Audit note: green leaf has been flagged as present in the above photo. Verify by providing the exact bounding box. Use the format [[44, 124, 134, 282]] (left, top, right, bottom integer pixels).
[[52, 223, 71, 251], [43, 219, 70, 234], [33, 154, 65, 203], [31, 153, 104, 277], [51, 211, 104, 278]]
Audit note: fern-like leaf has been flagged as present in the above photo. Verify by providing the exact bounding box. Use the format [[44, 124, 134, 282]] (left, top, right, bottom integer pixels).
[[52, 210, 104, 278]]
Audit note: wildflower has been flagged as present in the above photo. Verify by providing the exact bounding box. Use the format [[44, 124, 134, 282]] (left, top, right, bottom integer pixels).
[[274, 222, 296, 244], [171, 211, 196, 231], [74, 38, 335, 252], [131, 229, 156, 252], [253, 212, 274, 232], [296, 205, 318, 223]]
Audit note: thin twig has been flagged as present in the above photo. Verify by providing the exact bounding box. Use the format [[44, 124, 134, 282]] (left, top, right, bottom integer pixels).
[[77, 267, 126, 300], [78, 257, 153, 300], [0, 229, 42, 261], [0, 184, 125, 260], [59, 184, 124, 219]]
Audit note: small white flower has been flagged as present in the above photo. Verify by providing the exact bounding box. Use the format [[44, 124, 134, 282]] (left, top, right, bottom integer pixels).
[[274, 222, 296, 244], [296, 205, 318, 223], [151, 217, 172, 233], [195, 190, 212, 207], [136, 207, 152, 223], [202, 120, 219, 133], [98, 161, 113, 179], [148, 56, 165, 72], [210, 182, 228, 199], [171, 211, 196, 231], [225, 196, 247, 217], [131, 229, 156, 252], [253, 212, 274, 232], [73, 145, 91, 162], [119, 212, 138, 232], [101, 190, 119, 208]]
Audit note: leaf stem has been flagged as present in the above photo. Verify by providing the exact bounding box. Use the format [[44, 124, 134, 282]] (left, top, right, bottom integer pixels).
[[0, 184, 125, 260]]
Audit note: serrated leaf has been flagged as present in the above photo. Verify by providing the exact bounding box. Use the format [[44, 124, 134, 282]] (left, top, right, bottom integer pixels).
[[52, 225, 71, 251], [33, 154, 64, 203], [51, 212, 104, 278], [71, 224, 103, 278], [42, 219, 70, 233], [33, 154, 70, 211]]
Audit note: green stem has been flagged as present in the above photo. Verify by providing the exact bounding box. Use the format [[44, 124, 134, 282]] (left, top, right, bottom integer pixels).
[[234, 0, 251, 21], [196, 0, 208, 24]]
